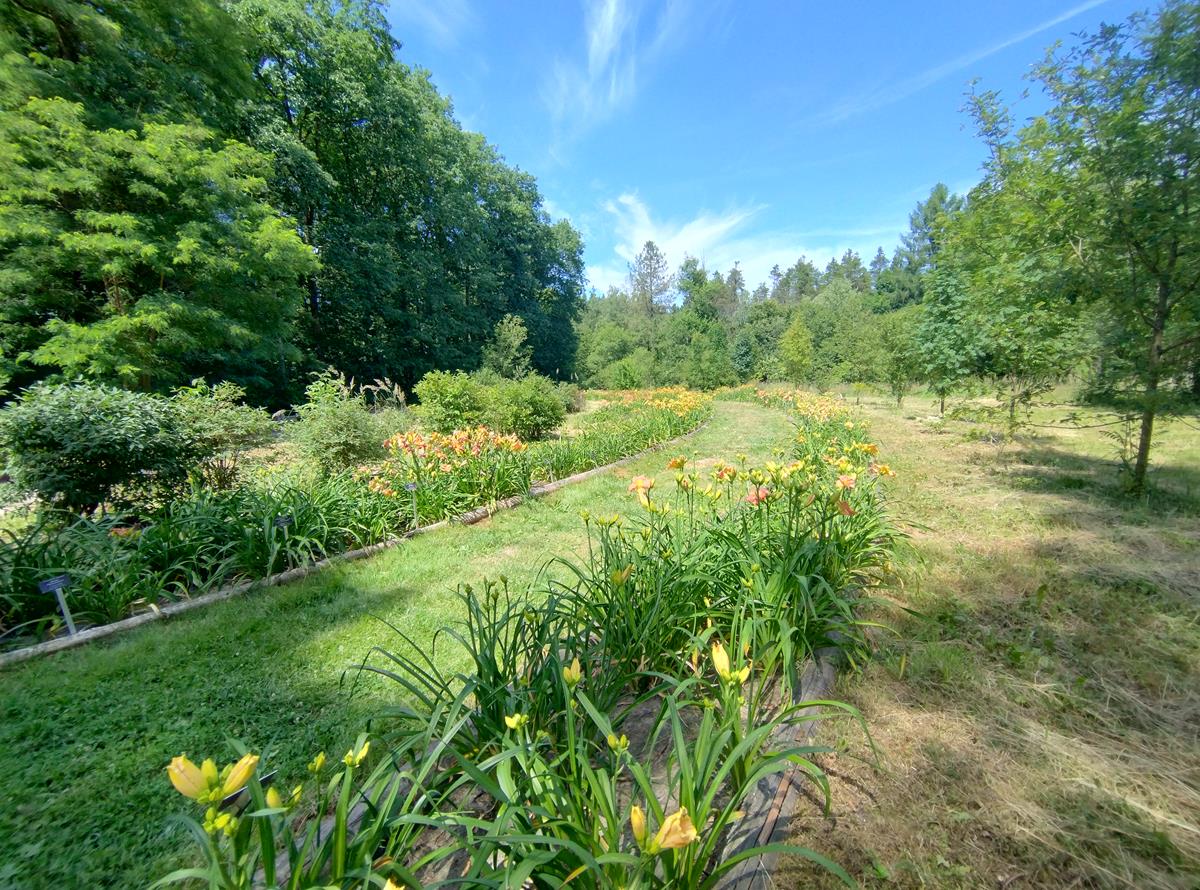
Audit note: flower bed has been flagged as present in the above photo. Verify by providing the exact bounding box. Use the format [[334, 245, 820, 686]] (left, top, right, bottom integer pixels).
[[155, 394, 898, 889], [0, 390, 711, 644]]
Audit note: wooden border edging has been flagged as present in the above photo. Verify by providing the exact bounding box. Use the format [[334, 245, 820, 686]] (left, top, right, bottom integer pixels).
[[715, 647, 841, 889], [0, 420, 710, 669]]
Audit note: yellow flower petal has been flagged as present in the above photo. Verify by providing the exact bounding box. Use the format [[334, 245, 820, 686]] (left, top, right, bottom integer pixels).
[[654, 807, 698, 850], [630, 804, 648, 850], [167, 756, 207, 800], [711, 641, 731, 681], [220, 753, 259, 797]]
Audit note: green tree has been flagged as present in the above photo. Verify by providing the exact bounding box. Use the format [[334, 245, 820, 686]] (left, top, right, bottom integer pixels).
[[965, 2, 1200, 488], [628, 240, 673, 317], [482, 314, 533, 379], [878, 306, 922, 405], [915, 268, 985, 413], [0, 99, 316, 396], [779, 315, 814, 383]]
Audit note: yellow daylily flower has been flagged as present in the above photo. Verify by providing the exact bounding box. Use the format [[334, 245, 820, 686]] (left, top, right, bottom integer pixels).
[[220, 753, 259, 797], [562, 656, 583, 688], [711, 641, 750, 685], [343, 740, 370, 767], [266, 787, 283, 809], [308, 751, 326, 773], [504, 713, 529, 731], [630, 805, 649, 850], [167, 756, 209, 800], [711, 641, 730, 679], [654, 807, 699, 850], [606, 733, 629, 753]]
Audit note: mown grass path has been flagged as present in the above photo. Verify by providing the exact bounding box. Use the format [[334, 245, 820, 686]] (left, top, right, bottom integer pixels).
[[780, 395, 1200, 890], [0, 400, 792, 889]]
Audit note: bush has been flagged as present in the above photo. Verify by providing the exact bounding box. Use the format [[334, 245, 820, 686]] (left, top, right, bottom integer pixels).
[[173, 380, 275, 489], [484, 375, 566, 439], [413, 370, 486, 433], [415, 370, 567, 439], [555, 382, 585, 414], [291, 371, 387, 472], [0, 382, 205, 513]]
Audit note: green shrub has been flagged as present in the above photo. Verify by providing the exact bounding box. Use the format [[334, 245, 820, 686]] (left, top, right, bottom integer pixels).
[[173, 380, 275, 489], [0, 382, 204, 513], [291, 371, 386, 472], [555, 381, 585, 414], [484, 374, 566, 439], [413, 370, 486, 433]]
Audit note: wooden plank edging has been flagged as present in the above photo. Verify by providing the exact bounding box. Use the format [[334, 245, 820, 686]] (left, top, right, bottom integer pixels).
[[0, 420, 710, 669], [715, 647, 842, 889]]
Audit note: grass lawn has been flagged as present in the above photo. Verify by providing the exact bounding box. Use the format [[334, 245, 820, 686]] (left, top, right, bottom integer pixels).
[[0, 400, 793, 889], [780, 393, 1200, 889]]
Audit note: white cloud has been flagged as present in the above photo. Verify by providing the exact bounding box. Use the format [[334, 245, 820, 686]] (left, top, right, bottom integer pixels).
[[543, 0, 693, 142], [587, 193, 906, 293], [812, 0, 1111, 126], [390, 0, 476, 49]]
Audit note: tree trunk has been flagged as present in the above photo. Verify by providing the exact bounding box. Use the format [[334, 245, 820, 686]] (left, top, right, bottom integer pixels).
[[1131, 281, 1170, 494], [940, 394, 945, 415]]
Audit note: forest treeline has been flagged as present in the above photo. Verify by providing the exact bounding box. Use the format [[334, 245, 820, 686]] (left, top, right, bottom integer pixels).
[[1, 1, 1197, 494], [578, 2, 1199, 493], [0, 0, 585, 404]]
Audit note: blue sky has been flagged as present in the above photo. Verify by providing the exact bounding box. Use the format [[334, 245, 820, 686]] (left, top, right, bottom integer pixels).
[[385, 0, 1145, 293]]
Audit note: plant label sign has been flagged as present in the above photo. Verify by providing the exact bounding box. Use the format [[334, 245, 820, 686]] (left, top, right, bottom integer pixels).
[[38, 574, 77, 636]]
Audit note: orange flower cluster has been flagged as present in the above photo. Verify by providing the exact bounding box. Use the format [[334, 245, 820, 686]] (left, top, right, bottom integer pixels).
[[385, 426, 527, 460]]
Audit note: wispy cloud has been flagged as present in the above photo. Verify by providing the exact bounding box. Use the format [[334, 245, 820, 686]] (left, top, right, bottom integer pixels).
[[813, 0, 1110, 126], [543, 0, 695, 143], [587, 193, 905, 293], [389, 0, 476, 50]]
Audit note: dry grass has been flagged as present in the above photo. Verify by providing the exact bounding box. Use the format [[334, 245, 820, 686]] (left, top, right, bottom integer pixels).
[[780, 392, 1200, 889]]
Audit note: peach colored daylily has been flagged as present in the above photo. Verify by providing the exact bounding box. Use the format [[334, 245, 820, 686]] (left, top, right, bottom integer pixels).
[[628, 475, 655, 507], [745, 485, 770, 506], [654, 808, 699, 851], [835, 473, 857, 491]]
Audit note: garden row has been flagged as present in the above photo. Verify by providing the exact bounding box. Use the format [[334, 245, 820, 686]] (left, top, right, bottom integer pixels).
[[0, 378, 708, 643], [157, 391, 899, 888]]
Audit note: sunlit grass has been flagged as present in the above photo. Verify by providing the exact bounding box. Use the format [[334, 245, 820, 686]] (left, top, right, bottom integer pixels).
[[780, 388, 1200, 890], [0, 401, 791, 889]]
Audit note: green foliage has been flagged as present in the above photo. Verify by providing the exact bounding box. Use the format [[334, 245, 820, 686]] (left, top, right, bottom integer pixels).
[[484, 374, 567, 439], [0, 0, 585, 399], [291, 371, 389, 472], [953, 1, 1200, 487], [779, 315, 814, 383], [412, 370, 487, 433], [877, 306, 922, 405], [173, 380, 275, 489], [0, 98, 317, 398], [0, 382, 203, 513], [481, 314, 534, 379]]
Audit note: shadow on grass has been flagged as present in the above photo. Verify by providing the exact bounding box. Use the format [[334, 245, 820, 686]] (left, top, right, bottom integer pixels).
[[0, 564, 445, 889], [1008, 440, 1200, 515]]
